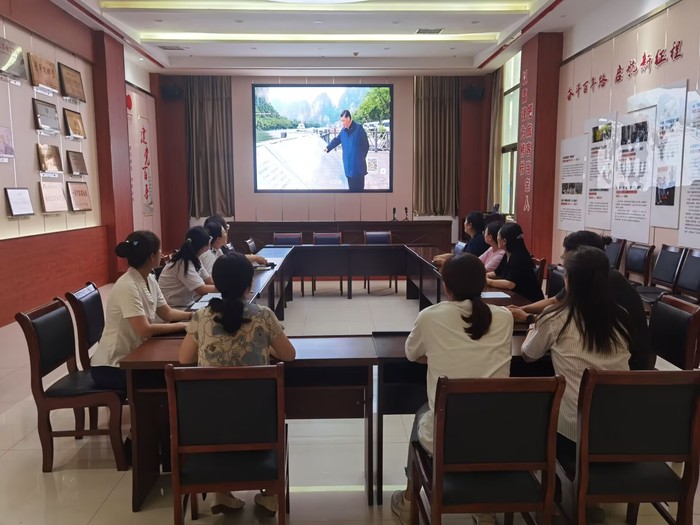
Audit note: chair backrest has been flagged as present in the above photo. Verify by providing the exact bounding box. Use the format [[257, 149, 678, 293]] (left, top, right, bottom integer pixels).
[[453, 241, 467, 256], [624, 242, 656, 285], [15, 298, 78, 398], [675, 248, 700, 301], [649, 295, 700, 370], [245, 237, 258, 254], [165, 364, 285, 484], [577, 369, 700, 466], [273, 232, 302, 245], [532, 257, 546, 289], [546, 264, 566, 298], [604, 238, 626, 270], [65, 282, 104, 371], [433, 376, 564, 474], [313, 232, 342, 245], [650, 244, 687, 289], [364, 231, 391, 244]]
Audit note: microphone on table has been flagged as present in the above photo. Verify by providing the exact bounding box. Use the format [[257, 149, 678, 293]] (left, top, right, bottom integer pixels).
[[403, 206, 409, 221], [392, 207, 397, 221]]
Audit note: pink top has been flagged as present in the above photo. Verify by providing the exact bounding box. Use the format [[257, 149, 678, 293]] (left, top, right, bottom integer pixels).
[[480, 247, 506, 272]]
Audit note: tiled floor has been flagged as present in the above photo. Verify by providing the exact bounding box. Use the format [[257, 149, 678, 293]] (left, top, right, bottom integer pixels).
[[0, 280, 697, 524]]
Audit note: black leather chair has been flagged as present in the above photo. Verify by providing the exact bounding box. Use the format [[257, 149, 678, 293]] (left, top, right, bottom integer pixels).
[[165, 363, 288, 525], [312, 232, 343, 296], [15, 298, 127, 472], [604, 238, 626, 270], [546, 264, 565, 298], [624, 242, 656, 285], [273, 232, 302, 245], [649, 295, 700, 370], [245, 238, 259, 254], [410, 376, 565, 525], [564, 369, 700, 525], [364, 231, 397, 294], [672, 248, 700, 303], [636, 244, 687, 304], [532, 257, 547, 290]]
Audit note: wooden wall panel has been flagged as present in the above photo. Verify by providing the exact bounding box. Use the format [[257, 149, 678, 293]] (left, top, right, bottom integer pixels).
[[0, 226, 109, 326]]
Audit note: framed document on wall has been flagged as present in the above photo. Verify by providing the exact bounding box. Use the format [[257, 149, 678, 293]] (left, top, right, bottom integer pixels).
[[66, 181, 92, 211], [63, 109, 85, 139], [27, 53, 58, 91], [4, 187, 33, 216], [39, 181, 68, 212], [33, 99, 61, 133], [58, 63, 85, 102], [37, 143, 63, 173], [0, 37, 27, 81], [66, 150, 87, 175]]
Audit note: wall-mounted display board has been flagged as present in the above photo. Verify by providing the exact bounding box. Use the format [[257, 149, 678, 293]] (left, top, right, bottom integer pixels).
[[0, 127, 15, 158], [66, 181, 91, 211], [37, 143, 63, 173], [38, 181, 68, 213], [679, 91, 700, 248], [57, 63, 85, 102], [584, 113, 617, 230], [63, 108, 85, 139], [4, 187, 33, 216], [0, 37, 27, 81], [27, 53, 58, 92], [558, 135, 587, 232], [66, 150, 87, 175], [33, 99, 60, 133]]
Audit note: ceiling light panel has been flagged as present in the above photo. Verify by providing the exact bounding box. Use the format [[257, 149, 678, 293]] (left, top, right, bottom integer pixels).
[[140, 31, 499, 42]]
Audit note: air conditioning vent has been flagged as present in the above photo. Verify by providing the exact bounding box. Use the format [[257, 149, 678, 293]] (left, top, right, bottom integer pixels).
[[416, 28, 443, 34], [157, 45, 186, 51]]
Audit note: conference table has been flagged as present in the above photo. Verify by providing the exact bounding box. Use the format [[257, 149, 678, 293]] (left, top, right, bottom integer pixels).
[[121, 243, 532, 511]]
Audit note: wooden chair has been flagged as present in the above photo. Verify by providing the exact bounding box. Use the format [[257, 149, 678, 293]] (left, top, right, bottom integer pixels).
[[410, 376, 565, 525], [604, 238, 626, 270], [672, 248, 700, 303], [545, 264, 565, 299], [364, 231, 397, 294], [532, 257, 547, 290], [624, 242, 656, 286], [453, 241, 467, 256], [165, 363, 288, 525], [566, 369, 700, 525], [15, 298, 127, 472], [312, 232, 343, 296], [649, 295, 700, 370], [636, 244, 687, 304], [245, 238, 259, 254]]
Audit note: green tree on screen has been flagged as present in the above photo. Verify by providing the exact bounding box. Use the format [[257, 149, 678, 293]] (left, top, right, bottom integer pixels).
[[353, 87, 391, 123]]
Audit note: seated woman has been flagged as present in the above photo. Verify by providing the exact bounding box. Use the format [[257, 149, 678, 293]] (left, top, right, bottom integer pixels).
[[203, 215, 231, 254], [91, 230, 192, 393], [179, 252, 296, 515], [200, 221, 268, 274], [486, 222, 544, 303], [521, 247, 632, 498], [479, 220, 505, 272], [391, 254, 513, 525], [432, 211, 488, 267], [158, 226, 217, 308]]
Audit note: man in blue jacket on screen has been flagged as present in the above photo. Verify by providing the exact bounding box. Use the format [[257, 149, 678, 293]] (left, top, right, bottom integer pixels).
[[324, 109, 370, 192]]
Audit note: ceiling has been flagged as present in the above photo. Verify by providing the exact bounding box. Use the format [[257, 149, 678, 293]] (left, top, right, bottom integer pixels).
[[53, 0, 610, 76]]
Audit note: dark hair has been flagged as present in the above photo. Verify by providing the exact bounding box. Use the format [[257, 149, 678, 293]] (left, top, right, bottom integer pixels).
[[540, 246, 632, 354], [204, 215, 227, 231], [441, 254, 492, 340], [484, 221, 503, 242], [169, 226, 209, 274], [562, 230, 612, 252], [208, 253, 254, 334], [340, 109, 351, 119], [205, 222, 225, 243], [499, 222, 531, 259], [466, 211, 486, 233], [115, 230, 160, 268]]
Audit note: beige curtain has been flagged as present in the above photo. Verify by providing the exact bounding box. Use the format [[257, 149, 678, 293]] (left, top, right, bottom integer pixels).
[[413, 76, 460, 216], [184, 76, 234, 218], [487, 69, 503, 209]]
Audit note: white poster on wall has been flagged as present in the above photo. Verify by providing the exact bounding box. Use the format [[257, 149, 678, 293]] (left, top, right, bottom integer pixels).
[[611, 108, 656, 244], [558, 135, 587, 232], [584, 113, 617, 230], [679, 91, 700, 248], [651, 84, 687, 228]]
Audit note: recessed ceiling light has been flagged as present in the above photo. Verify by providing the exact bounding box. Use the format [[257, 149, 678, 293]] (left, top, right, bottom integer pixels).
[[560, 14, 566, 17], [251, 47, 257, 50], [392, 20, 401, 24], [235, 19, 244, 23], [449, 47, 455, 50], [155, 19, 163, 23], [138, 57, 144, 61], [471, 20, 480, 24], [384, 47, 390, 50], [313, 20, 323, 24]]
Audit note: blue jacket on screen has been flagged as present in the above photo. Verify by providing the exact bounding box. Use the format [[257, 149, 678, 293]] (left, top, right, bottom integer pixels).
[[326, 121, 370, 178]]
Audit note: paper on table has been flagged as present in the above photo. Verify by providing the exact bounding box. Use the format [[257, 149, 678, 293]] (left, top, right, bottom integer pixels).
[[199, 293, 221, 302], [481, 291, 510, 299]]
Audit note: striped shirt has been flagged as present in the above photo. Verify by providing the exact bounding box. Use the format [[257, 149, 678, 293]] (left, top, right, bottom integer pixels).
[[521, 307, 630, 441]]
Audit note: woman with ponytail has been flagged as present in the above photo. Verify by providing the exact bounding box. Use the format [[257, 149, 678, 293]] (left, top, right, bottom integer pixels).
[[158, 226, 217, 308], [90, 231, 192, 393], [179, 252, 295, 515], [391, 254, 513, 525]]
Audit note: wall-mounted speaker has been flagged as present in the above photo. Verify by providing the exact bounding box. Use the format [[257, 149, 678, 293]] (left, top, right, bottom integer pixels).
[[161, 83, 184, 101], [462, 85, 485, 101]]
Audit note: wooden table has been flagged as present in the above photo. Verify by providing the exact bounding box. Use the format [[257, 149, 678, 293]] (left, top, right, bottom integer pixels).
[[121, 335, 378, 511]]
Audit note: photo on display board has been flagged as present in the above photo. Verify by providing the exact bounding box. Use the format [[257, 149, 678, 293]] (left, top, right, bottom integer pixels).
[[0, 127, 15, 157], [27, 53, 58, 91], [66, 150, 87, 175], [33, 99, 61, 133], [0, 37, 27, 81], [38, 181, 68, 213], [4, 187, 33, 216], [58, 63, 86, 102], [592, 123, 612, 143], [37, 143, 63, 173], [63, 109, 85, 139], [66, 181, 92, 211]]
